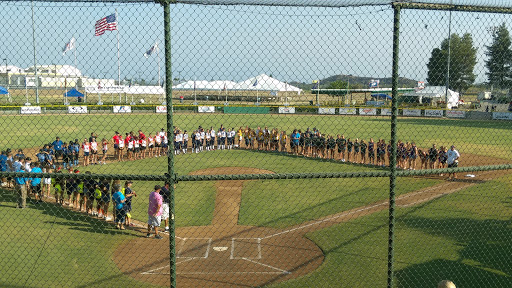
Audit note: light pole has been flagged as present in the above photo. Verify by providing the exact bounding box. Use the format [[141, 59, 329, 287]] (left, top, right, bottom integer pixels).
[[3, 58, 10, 102], [31, 0, 39, 104], [445, 2, 452, 108]]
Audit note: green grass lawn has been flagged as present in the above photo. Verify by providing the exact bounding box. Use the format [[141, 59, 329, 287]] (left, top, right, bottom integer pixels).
[[0, 191, 160, 288], [268, 173, 512, 288], [1, 113, 511, 160], [1, 113, 511, 287]]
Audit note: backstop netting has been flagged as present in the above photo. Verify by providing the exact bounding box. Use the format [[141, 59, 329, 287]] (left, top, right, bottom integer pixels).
[[0, 1, 511, 288]]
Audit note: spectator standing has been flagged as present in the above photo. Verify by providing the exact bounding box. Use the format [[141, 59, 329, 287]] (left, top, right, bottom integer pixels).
[[446, 145, 460, 180], [160, 182, 171, 232], [29, 163, 43, 203], [112, 184, 126, 230], [147, 185, 163, 239], [14, 165, 27, 208], [123, 181, 137, 226], [52, 137, 63, 165]]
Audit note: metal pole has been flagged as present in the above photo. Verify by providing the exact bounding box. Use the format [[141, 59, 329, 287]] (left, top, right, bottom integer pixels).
[[445, 5, 452, 107], [31, 1, 39, 104], [388, 5, 401, 288], [316, 79, 319, 105], [4, 59, 8, 101], [162, 2, 177, 287], [116, 9, 121, 102]]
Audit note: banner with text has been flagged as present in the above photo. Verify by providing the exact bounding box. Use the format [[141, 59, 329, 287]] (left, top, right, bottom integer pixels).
[[20, 106, 41, 114], [403, 109, 421, 117], [424, 109, 444, 117], [380, 108, 392, 116], [318, 108, 336, 115], [278, 107, 296, 114], [492, 112, 512, 120], [113, 106, 132, 113], [198, 106, 215, 113], [339, 107, 357, 115], [359, 108, 377, 116], [446, 110, 466, 118], [67, 106, 88, 114], [156, 106, 167, 113]]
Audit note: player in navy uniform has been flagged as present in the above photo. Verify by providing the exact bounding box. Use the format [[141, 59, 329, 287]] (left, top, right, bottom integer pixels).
[[368, 138, 375, 165]]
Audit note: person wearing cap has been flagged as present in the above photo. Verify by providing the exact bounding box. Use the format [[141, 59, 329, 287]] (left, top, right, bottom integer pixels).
[[123, 181, 137, 227], [147, 185, 163, 239], [446, 145, 460, 180]]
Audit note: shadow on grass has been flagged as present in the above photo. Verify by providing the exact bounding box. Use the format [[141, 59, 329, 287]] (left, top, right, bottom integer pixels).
[[396, 217, 512, 288], [0, 188, 133, 236]]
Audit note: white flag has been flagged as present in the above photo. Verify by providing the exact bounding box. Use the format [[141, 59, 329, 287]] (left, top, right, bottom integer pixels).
[[143, 42, 159, 58], [62, 37, 76, 55]]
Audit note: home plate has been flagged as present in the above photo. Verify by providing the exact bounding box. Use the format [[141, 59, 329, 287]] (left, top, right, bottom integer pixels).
[[213, 246, 228, 252]]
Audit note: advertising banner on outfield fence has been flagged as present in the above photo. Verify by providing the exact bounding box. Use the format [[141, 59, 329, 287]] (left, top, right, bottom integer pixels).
[[339, 108, 357, 115], [492, 112, 512, 120], [380, 108, 392, 116], [278, 107, 295, 114], [318, 108, 336, 114], [359, 108, 377, 115], [156, 106, 167, 113], [403, 109, 421, 117], [67, 106, 88, 114], [446, 110, 465, 118], [113, 106, 132, 113], [424, 109, 444, 117], [20, 106, 41, 114], [198, 106, 215, 113]]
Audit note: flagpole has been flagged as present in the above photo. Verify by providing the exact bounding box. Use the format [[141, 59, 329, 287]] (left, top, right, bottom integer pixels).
[[116, 8, 121, 103], [74, 38, 77, 88], [31, 1, 39, 104], [157, 41, 161, 87]]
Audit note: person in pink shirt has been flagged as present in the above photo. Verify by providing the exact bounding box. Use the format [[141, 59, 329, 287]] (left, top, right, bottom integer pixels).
[[146, 185, 163, 239]]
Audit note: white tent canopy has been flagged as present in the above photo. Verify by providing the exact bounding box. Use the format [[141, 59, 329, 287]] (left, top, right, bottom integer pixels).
[[403, 86, 459, 109], [232, 74, 302, 94]]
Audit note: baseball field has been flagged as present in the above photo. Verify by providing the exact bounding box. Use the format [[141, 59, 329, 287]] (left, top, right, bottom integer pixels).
[[0, 112, 511, 287]]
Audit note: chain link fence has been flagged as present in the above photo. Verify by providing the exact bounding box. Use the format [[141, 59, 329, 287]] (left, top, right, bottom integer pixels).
[[0, 1, 511, 287]]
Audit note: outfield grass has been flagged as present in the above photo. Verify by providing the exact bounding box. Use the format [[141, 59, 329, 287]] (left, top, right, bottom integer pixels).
[[269, 173, 512, 288], [0, 191, 160, 288], [1, 113, 511, 161]]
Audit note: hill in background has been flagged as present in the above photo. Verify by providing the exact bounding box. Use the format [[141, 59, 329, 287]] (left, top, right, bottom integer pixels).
[[289, 74, 418, 91]]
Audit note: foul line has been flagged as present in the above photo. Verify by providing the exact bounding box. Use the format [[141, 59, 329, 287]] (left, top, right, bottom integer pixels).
[[261, 202, 386, 240], [241, 257, 291, 274], [262, 181, 467, 240]]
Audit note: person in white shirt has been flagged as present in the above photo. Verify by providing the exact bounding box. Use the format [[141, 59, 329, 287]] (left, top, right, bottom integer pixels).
[[446, 145, 460, 180], [155, 133, 162, 157], [226, 128, 233, 150], [182, 131, 188, 154], [194, 131, 201, 153], [205, 130, 211, 151], [210, 128, 216, 150], [220, 129, 227, 150], [200, 129, 205, 151]]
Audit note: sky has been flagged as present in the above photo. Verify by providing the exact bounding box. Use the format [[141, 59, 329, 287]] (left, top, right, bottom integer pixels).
[[0, 1, 509, 86]]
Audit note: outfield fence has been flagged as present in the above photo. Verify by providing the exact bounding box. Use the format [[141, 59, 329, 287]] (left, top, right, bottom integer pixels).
[[1, 1, 512, 288]]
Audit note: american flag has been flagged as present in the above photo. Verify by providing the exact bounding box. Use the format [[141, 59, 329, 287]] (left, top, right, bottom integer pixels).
[[95, 14, 117, 36]]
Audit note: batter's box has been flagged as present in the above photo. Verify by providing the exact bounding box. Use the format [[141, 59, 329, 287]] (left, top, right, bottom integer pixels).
[[231, 238, 261, 260], [177, 238, 212, 259]]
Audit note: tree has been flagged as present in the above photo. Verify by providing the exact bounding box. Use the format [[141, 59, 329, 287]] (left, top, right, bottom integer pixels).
[[327, 80, 348, 89], [485, 23, 512, 90], [426, 33, 477, 92]]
